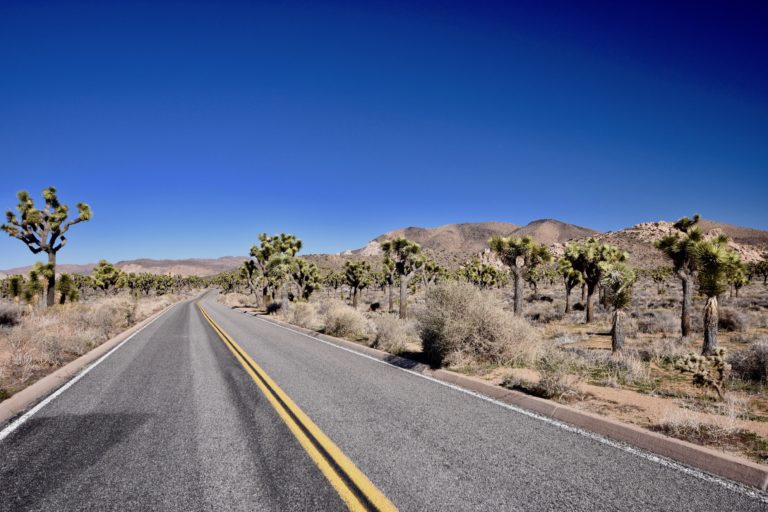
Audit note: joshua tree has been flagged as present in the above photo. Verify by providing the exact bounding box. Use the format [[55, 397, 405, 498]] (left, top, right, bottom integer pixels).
[[23, 263, 50, 305], [56, 273, 79, 304], [563, 239, 627, 323], [382, 257, 397, 312], [419, 258, 447, 290], [291, 258, 321, 301], [694, 235, 742, 355], [457, 260, 508, 289], [557, 258, 583, 313], [726, 260, 749, 298], [91, 260, 124, 295], [249, 233, 302, 305], [240, 260, 259, 297], [599, 262, 637, 353], [649, 266, 672, 295], [8, 275, 24, 303], [381, 237, 423, 319], [655, 215, 703, 337], [323, 270, 346, 299], [343, 260, 371, 309], [1, 187, 92, 307], [490, 236, 551, 316]]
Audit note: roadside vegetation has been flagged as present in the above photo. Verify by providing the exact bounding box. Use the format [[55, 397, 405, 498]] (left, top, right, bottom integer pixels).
[[215, 217, 768, 463], [0, 187, 207, 401]]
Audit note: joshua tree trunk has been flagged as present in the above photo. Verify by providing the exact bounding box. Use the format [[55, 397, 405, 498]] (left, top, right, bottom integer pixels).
[[611, 309, 626, 353], [512, 268, 524, 317], [47, 251, 56, 307], [352, 287, 359, 309], [564, 288, 571, 313], [399, 275, 409, 319], [581, 282, 586, 301], [586, 281, 597, 323], [702, 296, 718, 355], [679, 272, 693, 337], [388, 283, 394, 313], [262, 286, 269, 307]]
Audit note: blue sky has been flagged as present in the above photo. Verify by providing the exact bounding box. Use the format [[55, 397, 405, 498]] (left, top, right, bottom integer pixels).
[[1, 0, 766, 268]]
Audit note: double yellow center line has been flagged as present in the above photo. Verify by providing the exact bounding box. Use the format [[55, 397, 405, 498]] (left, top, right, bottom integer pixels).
[[197, 303, 397, 512]]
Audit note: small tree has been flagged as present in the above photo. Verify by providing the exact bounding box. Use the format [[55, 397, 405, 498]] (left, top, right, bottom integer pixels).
[[291, 258, 321, 301], [56, 273, 79, 304], [249, 233, 302, 305], [1, 187, 92, 307], [381, 237, 423, 319], [725, 260, 749, 298], [489, 236, 551, 316], [323, 270, 346, 299], [457, 260, 508, 289], [599, 262, 637, 353], [344, 260, 371, 309], [91, 260, 124, 295], [8, 275, 24, 303], [655, 215, 703, 337], [382, 257, 397, 313], [563, 239, 627, 323], [694, 235, 742, 355], [418, 258, 447, 290], [557, 258, 583, 313], [649, 266, 672, 295]]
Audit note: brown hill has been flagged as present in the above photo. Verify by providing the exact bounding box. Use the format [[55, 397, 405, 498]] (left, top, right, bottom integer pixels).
[[509, 219, 598, 245], [1, 256, 247, 277]]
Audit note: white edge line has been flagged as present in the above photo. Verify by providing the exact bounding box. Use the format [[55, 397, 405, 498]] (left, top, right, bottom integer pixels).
[[232, 307, 768, 503], [0, 303, 178, 442]]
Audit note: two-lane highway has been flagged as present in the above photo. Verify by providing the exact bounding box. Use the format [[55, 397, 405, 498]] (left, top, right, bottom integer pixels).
[[1, 293, 765, 511]]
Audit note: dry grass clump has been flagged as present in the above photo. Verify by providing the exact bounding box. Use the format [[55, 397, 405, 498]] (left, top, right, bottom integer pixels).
[[370, 315, 412, 354], [729, 341, 768, 383], [718, 308, 750, 332], [219, 293, 253, 308], [636, 337, 690, 365], [567, 348, 651, 387], [0, 303, 25, 327], [636, 309, 679, 335], [418, 282, 544, 367], [281, 302, 319, 329], [324, 302, 368, 339]]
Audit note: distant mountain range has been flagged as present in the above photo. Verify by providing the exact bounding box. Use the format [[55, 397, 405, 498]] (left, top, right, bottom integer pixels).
[[1, 218, 766, 277]]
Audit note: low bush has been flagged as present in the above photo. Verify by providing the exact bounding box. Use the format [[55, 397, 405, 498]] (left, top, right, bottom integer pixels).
[[283, 302, 318, 329], [265, 301, 282, 315], [417, 282, 543, 367], [324, 303, 368, 339], [718, 308, 750, 332], [0, 303, 24, 327], [371, 315, 410, 354], [220, 293, 253, 308], [729, 341, 768, 383], [637, 309, 679, 335]]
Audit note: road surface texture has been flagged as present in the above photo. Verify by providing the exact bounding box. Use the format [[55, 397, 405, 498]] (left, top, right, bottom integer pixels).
[[1, 292, 765, 511]]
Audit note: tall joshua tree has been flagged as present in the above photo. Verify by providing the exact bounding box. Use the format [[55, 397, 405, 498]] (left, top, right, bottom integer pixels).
[[2, 187, 92, 307], [344, 260, 371, 309], [381, 237, 423, 319], [557, 257, 583, 314], [489, 236, 551, 316], [655, 215, 703, 337], [92, 260, 124, 295], [249, 233, 302, 305], [695, 235, 742, 355], [382, 256, 397, 313], [291, 258, 321, 301], [563, 239, 627, 323], [600, 262, 637, 353]]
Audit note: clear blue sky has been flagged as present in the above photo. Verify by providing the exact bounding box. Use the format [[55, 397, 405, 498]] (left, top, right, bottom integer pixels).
[[1, 0, 766, 268]]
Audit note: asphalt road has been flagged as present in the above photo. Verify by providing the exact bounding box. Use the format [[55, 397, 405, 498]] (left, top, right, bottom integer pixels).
[[1, 293, 766, 511]]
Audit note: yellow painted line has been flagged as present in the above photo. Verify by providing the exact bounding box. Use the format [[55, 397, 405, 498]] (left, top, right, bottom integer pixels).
[[197, 303, 398, 512]]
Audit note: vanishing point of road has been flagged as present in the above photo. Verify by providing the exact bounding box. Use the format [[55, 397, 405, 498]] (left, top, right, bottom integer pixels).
[[1, 293, 765, 511]]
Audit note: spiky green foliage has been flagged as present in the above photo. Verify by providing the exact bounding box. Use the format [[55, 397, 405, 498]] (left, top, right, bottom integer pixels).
[[457, 260, 509, 289], [344, 260, 372, 309], [600, 262, 637, 353], [489, 236, 551, 316], [648, 266, 673, 294], [557, 258, 583, 313], [291, 258, 321, 301], [418, 258, 448, 289], [381, 237, 423, 319], [91, 260, 125, 295], [563, 239, 626, 323], [8, 275, 24, 302], [323, 270, 346, 297], [675, 349, 731, 400], [2, 187, 92, 307], [726, 259, 749, 297], [56, 273, 79, 304], [249, 233, 303, 304], [655, 214, 704, 337]]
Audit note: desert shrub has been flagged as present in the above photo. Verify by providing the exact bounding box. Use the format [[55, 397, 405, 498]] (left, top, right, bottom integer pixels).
[[729, 341, 768, 383], [637, 337, 689, 365], [567, 348, 650, 386], [85, 298, 136, 338], [220, 293, 252, 308], [418, 282, 543, 367], [637, 309, 679, 335], [371, 315, 410, 354], [265, 301, 282, 315], [502, 351, 582, 401], [718, 308, 749, 332], [324, 303, 368, 339], [675, 349, 731, 400], [283, 302, 319, 329], [0, 303, 24, 327]]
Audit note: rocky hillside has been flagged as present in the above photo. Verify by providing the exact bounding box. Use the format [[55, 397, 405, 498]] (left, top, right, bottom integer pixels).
[[1, 256, 247, 278]]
